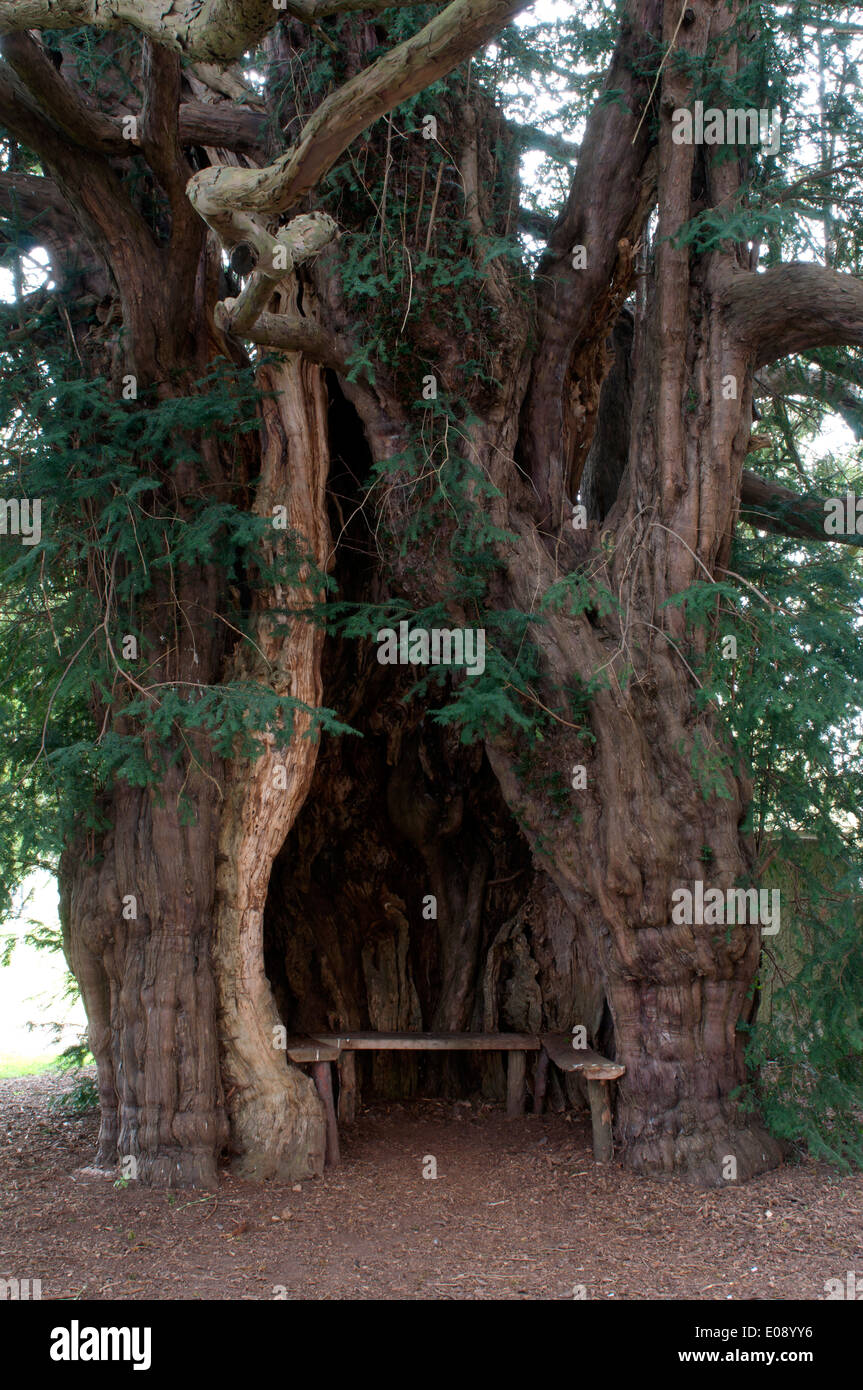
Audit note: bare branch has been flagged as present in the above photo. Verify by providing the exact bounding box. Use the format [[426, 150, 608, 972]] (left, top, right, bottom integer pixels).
[[140, 39, 202, 276], [286, 0, 443, 17], [800, 18, 863, 36], [0, 169, 112, 297], [216, 214, 339, 351], [517, 207, 553, 240], [0, 58, 181, 370], [0, 1, 284, 64], [509, 121, 580, 162], [723, 264, 863, 369], [218, 306, 346, 369], [0, 0, 441, 57], [0, 33, 268, 156], [0, 59, 155, 258], [189, 62, 264, 104], [0, 169, 76, 231], [519, 0, 662, 530], [0, 31, 126, 152], [187, 0, 528, 237], [179, 100, 268, 154]]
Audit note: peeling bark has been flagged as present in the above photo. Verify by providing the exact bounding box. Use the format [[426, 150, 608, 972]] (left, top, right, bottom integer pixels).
[[214, 301, 332, 1180], [0, 0, 284, 64]]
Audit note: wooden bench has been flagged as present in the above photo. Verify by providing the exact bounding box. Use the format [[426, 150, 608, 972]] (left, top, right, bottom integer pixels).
[[533, 1033, 625, 1164], [285, 1030, 624, 1167]]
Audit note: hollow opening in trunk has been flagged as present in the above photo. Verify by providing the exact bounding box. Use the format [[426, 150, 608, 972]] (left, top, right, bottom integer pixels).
[[259, 370, 610, 1117], [261, 709, 541, 1105]]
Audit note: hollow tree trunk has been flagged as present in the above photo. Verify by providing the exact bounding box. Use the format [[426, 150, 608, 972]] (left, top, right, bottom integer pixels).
[[296, 0, 784, 1185], [486, 627, 783, 1184]]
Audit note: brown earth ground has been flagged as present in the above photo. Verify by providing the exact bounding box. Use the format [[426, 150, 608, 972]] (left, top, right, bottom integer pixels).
[[1, 1070, 861, 1301]]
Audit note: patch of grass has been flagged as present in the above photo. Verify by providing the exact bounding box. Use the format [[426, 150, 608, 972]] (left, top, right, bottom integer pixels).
[[0, 1053, 62, 1079]]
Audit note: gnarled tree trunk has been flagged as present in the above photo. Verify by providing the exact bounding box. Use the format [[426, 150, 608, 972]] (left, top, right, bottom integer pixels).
[[214, 317, 331, 1181]]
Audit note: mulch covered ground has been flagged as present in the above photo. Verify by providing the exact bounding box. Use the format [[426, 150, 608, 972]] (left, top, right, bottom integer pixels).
[[1, 1070, 860, 1300]]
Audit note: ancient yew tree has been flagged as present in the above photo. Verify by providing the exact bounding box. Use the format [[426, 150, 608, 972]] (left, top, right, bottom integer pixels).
[[2, 0, 863, 1187]]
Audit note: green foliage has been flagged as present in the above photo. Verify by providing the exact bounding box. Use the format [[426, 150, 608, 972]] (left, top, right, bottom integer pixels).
[[671, 199, 792, 255], [743, 853, 863, 1171], [665, 489, 863, 1165], [57, 1038, 95, 1070], [0, 352, 348, 912], [541, 569, 620, 621], [732, 523, 863, 1169], [47, 1070, 100, 1115]]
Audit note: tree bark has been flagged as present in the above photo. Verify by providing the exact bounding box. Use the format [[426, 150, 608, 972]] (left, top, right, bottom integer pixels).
[[214, 311, 331, 1180]]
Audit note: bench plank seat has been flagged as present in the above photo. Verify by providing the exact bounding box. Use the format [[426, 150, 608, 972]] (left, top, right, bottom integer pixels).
[[310, 1031, 540, 1052], [539, 1034, 624, 1165], [540, 1033, 625, 1080], [284, 1037, 341, 1064], [287, 1030, 624, 1168]]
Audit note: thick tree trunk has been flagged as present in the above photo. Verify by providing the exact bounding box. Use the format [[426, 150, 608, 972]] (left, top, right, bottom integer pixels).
[[609, 965, 777, 1180], [62, 756, 229, 1187], [477, 125, 785, 1182]]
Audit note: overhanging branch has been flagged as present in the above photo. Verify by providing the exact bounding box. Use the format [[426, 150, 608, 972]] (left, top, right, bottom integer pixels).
[[755, 363, 863, 439], [740, 470, 863, 548], [183, 0, 526, 346], [1, 31, 124, 152], [519, 0, 662, 531], [0, 32, 268, 156], [0, 0, 445, 58], [0, 60, 156, 262], [723, 264, 863, 369], [0, 0, 283, 64], [187, 0, 527, 231], [509, 121, 580, 162], [0, 169, 76, 230], [219, 307, 347, 370], [178, 100, 268, 154]]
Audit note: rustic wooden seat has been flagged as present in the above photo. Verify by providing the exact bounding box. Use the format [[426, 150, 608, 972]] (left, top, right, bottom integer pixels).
[[534, 1033, 625, 1163], [286, 1029, 624, 1167], [283, 1037, 344, 1162], [284, 1037, 340, 1064], [288, 1031, 538, 1165]]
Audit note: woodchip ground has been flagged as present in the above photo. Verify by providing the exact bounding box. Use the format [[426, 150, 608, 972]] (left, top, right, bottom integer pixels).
[[1, 1072, 861, 1301]]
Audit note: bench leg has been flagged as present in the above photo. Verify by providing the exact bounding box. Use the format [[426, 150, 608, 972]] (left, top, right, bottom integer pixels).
[[312, 1060, 340, 1167], [337, 1050, 357, 1124], [506, 1050, 526, 1118], [587, 1079, 613, 1163], [533, 1049, 549, 1115]]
